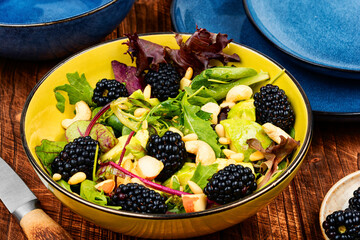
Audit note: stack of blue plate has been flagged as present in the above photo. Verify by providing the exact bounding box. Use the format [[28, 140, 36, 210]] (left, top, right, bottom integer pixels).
[[171, 0, 360, 120]]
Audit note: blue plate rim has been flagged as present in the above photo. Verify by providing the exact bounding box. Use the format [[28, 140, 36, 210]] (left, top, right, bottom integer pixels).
[[0, 0, 117, 27], [242, 0, 360, 75]]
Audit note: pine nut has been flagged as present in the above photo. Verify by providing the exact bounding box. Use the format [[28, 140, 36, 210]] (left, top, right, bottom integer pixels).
[[223, 149, 236, 158], [180, 78, 192, 90], [68, 172, 86, 185], [144, 84, 151, 99], [184, 67, 193, 79], [219, 137, 231, 145], [215, 124, 225, 138], [52, 173, 62, 181], [134, 108, 149, 117], [229, 153, 244, 162], [249, 151, 265, 161], [141, 120, 148, 130], [187, 180, 203, 194], [182, 133, 198, 142]]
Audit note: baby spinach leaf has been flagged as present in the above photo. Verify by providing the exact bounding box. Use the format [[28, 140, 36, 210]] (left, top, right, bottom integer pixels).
[[54, 72, 94, 112], [80, 180, 107, 206], [57, 180, 72, 192], [184, 163, 218, 193], [191, 67, 257, 90], [35, 139, 68, 174], [192, 71, 270, 101]]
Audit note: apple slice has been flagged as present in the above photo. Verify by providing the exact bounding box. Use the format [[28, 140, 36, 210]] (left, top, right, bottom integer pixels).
[[135, 156, 164, 180], [182, 194, 207, 213], [95, 179, 115, 194]]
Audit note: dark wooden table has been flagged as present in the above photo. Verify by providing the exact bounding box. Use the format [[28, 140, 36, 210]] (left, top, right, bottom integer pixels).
[[1, 0, 360, 239]]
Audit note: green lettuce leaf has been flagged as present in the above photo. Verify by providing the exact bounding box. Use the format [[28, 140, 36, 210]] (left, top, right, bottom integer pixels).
[[35, 140, 68, 174], [54, 72, 95, 112], [80, 180, 107, 206], [184, 163, 218, 193]]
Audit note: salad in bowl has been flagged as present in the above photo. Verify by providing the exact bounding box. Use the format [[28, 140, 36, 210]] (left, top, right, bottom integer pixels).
[[21, 28, 312, 238], [35, 28, 299, 214]]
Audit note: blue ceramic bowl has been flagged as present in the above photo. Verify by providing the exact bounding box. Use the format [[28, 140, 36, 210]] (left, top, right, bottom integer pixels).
[[0, 0, 134, 60]]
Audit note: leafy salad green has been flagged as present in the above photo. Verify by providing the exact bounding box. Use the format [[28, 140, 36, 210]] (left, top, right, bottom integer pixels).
[[35, 28, 299, 214]]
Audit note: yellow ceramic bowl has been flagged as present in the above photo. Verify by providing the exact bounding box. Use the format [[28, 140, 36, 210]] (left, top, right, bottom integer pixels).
[[21, 33, 312, 239]]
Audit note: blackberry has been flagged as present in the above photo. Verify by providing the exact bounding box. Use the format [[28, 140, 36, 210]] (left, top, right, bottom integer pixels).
[[144, 63, 181, 101], [92, 78, 128, 106], [51, 136, 100, 181], [322, 210, 360, 239], [349, 187, 360, 211], [146, 131, 187, 182], [110, 183, 167, 214], [253, 84, 295, 132], [204, 164, 257, 205]]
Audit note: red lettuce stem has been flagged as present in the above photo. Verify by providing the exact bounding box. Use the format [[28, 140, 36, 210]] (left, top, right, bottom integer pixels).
[[85, 103, 111, 136], [118, 131, 135, 166], [108, 161, 190, 196]]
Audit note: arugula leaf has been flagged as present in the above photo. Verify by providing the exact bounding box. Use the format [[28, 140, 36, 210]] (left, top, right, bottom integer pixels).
[[54, 72, 94, 112], [80, 180, 108, 206], [196, 110, 212, 120], [35, 140, 68, 174], [184, 163, 218, 193], [181, 94, 221, 157]]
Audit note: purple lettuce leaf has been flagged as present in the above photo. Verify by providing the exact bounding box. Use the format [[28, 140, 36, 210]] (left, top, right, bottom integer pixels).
[[123, 33, 166, 76], [247, 136, 299, 189], [111, 60, 144, 94], [123, 27, 240, 77], [165, 27, 241, 75]]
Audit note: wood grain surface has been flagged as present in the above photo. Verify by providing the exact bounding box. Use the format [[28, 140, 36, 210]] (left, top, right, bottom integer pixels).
[[0, 0, 359, 239]]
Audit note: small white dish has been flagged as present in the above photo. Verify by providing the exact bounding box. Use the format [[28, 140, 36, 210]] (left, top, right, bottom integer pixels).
[[319, 171, 360, 239]]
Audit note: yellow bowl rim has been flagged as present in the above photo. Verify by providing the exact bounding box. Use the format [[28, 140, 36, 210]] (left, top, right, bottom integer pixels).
[[20, 32, 313, 220]]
